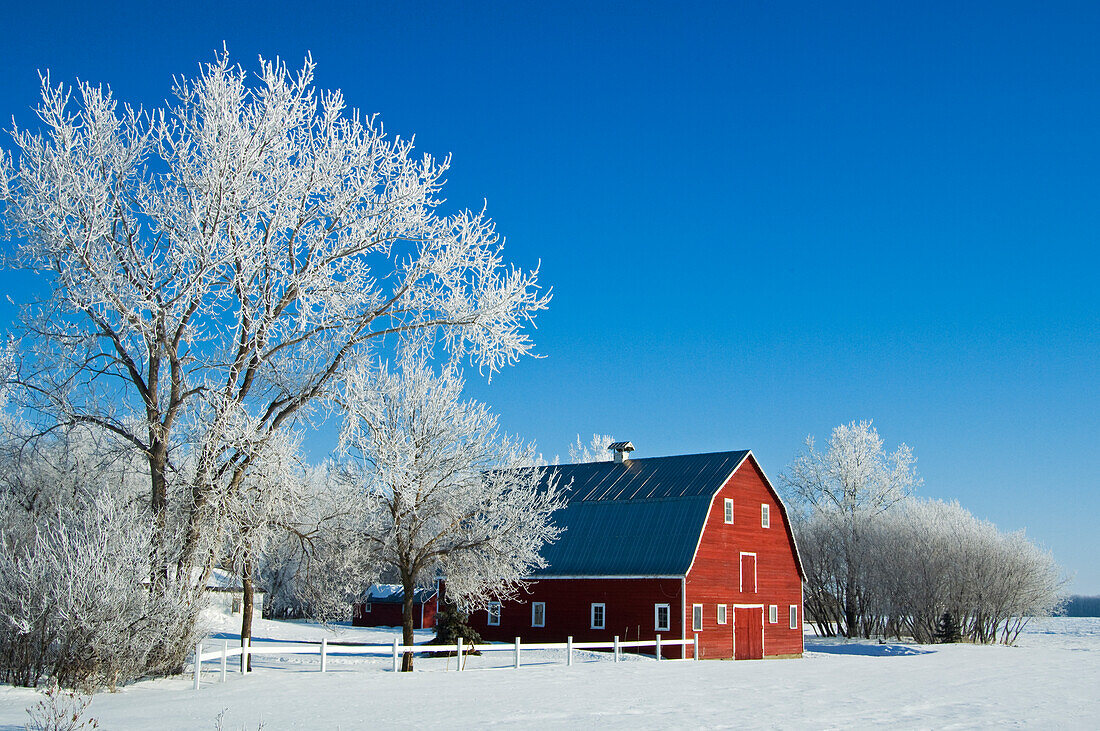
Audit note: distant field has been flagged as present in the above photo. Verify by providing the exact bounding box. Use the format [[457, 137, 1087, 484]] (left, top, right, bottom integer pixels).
[[0, 616, 1097, 729]]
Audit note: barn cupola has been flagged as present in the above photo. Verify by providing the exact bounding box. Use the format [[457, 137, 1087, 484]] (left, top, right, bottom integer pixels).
[[608, 441, 635, 463]]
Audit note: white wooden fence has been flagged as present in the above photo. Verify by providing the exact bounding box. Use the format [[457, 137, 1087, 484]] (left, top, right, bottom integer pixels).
[[191, 633, 701, 689]]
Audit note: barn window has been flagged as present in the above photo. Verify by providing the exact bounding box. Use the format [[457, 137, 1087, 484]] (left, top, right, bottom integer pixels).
[[761, 503, 770, 528], [654, 603, 670, 632], [692, 604, 703, 632], [364, 602, 371, 612], [488, 601, 501, 626], [231, 597, 242, 614], [790, 605, 799, 629], [724, 498, 734, 524], [769, 605, 778, 624], [532, 602, 545, 628], [591, 603, 606, 630], [717, 604, 727, 625]]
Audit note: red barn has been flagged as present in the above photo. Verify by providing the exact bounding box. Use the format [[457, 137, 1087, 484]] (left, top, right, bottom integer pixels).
[[352, 585, 438, 630], [467, 446, 804, 659]]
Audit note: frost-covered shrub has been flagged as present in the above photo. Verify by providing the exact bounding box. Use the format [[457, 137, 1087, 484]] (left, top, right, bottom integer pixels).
[[866, 499, 1064, 644], [0, 490, 203, 689], [793, 497, 1065, 644]]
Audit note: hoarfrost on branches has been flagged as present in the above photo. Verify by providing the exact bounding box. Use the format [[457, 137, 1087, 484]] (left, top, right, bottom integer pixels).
[[0, 428, 202, 689], [781, 420, 919, 637], [0, 50, 549, 673], [253, 463, 371, 625], [568, 433, 617, 463], [783, 422, 1064, 643], [794, 497, 1065, 643], [339, 354, 564, 670], [782, 420, 918, 517]]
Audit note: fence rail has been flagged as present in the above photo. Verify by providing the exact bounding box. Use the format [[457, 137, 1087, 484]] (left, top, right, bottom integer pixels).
[[191, 633, 700, 689]]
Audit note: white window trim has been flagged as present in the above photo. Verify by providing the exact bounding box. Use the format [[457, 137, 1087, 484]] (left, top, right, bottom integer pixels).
[[761, 503, 770, 528], [769, 605, 778, 624], [364, 602, 371, 612], [717, 604, 727, 625], [790, 604, 799, 630], [654, 603, 671, 632], [532, 601, 545, 628], [487, 601, 501, 626], [692, 604, 703, 632], [724, 498, 734, 524], [590, 602, 606, 630]]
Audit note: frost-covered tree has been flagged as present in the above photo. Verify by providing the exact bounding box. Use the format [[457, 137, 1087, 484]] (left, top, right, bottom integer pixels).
[[0, 50, 548, 656], [253, 462, 370, 624], [212, 428, 311, 666], [339, 354, 564, 670], [568, 433, 617, 463], [781, 421, 919, 637]]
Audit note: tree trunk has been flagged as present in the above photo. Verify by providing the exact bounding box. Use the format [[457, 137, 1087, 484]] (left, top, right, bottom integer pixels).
[[400, 573, 416, 672], [241, 554, 254, 673], [148, 436, 169, 588], [843, 525, 860, 638], [844, 571, 858, 638]]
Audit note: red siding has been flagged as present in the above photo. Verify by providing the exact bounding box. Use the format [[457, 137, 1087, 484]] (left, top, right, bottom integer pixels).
[[467, 578, 685, 659], [352, 596, 437, 629], [352, 602, 403, 628], [451, 453, 803, 662], [685, 456, 804, 658], [421, 596, 437, 629]]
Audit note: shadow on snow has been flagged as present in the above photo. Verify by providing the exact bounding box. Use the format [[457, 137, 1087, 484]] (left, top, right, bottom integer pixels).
[[804, 640, 933, 657]]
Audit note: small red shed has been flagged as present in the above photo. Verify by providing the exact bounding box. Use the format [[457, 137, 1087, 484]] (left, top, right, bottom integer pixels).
[[467, 448, 804, 659], [352, 584, 438, 630]]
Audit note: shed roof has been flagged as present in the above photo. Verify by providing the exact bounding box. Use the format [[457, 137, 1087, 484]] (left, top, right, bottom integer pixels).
[[362, 584, 438, 604], [530, 450, 751, 577], [206, 568, 266, 594]]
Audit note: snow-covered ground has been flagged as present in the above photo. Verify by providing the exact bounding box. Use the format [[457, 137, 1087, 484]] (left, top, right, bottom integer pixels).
[[1, 617, 1097, 729]]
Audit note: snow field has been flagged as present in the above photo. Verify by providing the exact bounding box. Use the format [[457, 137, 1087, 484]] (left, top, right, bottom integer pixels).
[[0, 617, 1096, 729]]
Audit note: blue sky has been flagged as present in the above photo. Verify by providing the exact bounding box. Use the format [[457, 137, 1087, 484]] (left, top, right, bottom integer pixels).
[[1, 1, 1097, 592]]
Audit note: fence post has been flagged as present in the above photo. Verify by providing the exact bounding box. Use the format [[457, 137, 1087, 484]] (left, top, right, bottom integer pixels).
[[321, 637, 328, 673], [220, 640, 228, 682], [655, 633, 661, 661], [566, 636, 573, 666], [694, 633, 700, 660], [457, 638, 463, 672], [514, 637, 521, 669], [614, 635, 620, 663], [243, 637, 250, 673], [392, 639, 399, 673], [193, 641, 202, 690]]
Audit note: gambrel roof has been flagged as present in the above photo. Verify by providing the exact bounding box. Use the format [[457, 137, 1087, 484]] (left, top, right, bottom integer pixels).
[[527, 450, 764, 577]]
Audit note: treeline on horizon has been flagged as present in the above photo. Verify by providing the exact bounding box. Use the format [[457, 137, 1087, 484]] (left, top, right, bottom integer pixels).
[[1059, 595, 1100, 617]]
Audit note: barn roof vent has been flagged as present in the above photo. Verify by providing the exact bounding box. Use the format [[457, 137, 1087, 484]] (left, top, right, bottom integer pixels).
[[608, 441, 635, 464]]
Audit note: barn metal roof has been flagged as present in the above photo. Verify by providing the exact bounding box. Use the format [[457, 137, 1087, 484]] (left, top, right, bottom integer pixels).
[[530, 451, 750, 577]]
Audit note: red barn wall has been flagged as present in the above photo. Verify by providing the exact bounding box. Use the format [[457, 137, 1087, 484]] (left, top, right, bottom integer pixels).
[[467, 578, 684, 659], [686, 457, 804, 658], [352, 600, 436, 629], [421, 596, 437, 629]]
